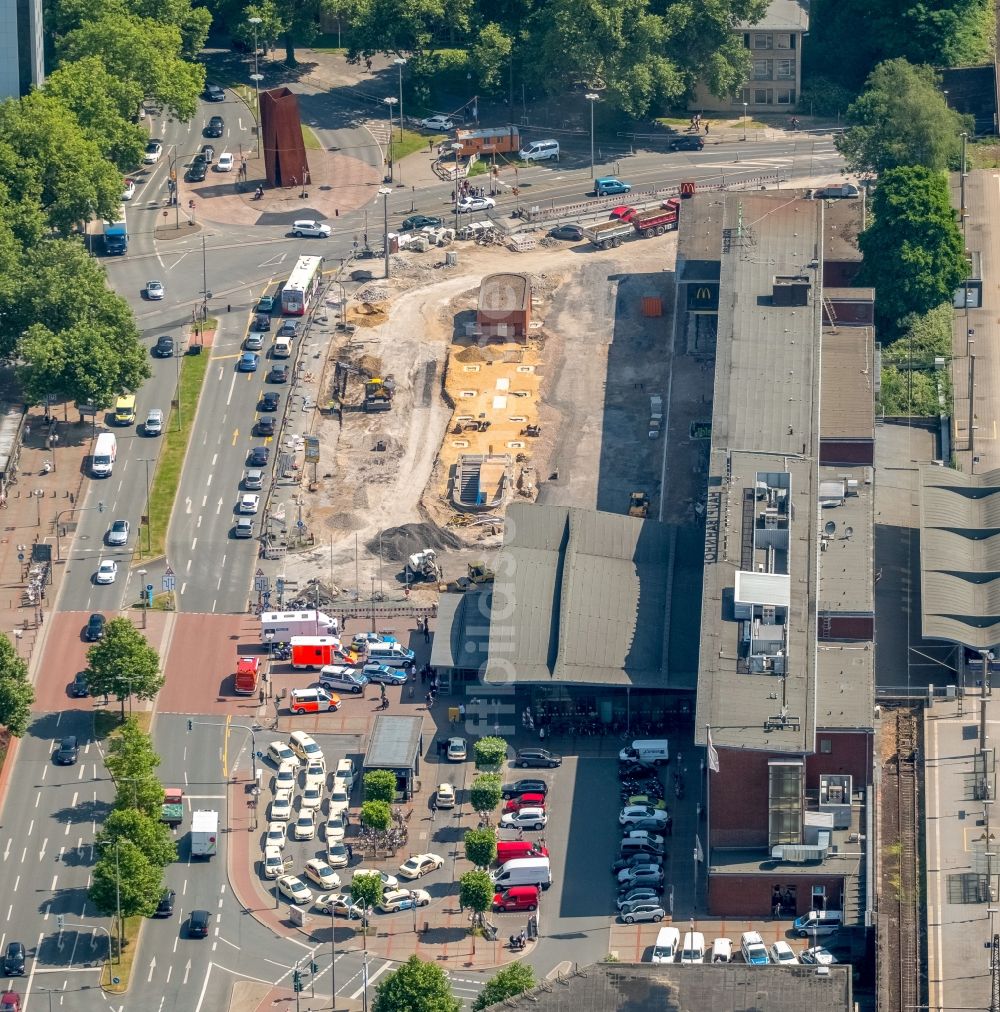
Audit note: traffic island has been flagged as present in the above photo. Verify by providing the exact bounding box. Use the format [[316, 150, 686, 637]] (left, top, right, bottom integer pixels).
[[100, 914, 142, 994]]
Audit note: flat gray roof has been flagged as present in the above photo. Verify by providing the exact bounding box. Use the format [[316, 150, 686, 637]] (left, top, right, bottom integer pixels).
[[816, 642, 874, 731], [483, 503, 670, 688], [919, 465, 1000, 648], [430, 590, 490, 671], [363, 715, 423, 771], [676, 193, 728, 281], [820, 329, 875, 442], [817, 466, 874, 618], [740, 0, 809, 31], [696, 192, 825, 753], [481, 961, 851, 1012]]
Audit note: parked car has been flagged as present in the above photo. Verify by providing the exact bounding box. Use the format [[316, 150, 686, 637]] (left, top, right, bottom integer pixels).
[[800, 945, 838, 965], [268, 364, 288, 384], [186, 162, 207, 182], [503, 793, 546, 814], [616, 887, 663, 910], [616, 864, 664, 888], [362, 662, 406, 685], [514, 749, 561, 769], [446, 737, 467, 761], [620, 902, 664, 924], [548, 224, 583, 241], [499, 808, 547, 831], [377, 888, 430, 913], [267, 741, 296, 766], [276, 874, 313, 904], [238, 493, 260, 515], [260, 391, 281, 411], [304, 859, 340, 890], [264, 822, 287, 850], [254, 416, 275, 437], [419, 115, 454, 131], [315, 892, 362, 918], [501, 779, 549, 800], [770, 940, 799, 966], [122, 179, 136, 201], [619, 805, 669, 827], [247, 446, 270, 467]]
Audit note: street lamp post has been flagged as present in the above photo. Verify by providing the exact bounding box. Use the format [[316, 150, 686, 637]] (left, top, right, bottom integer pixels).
[[33, 488, 43, 527], [585, 93, 599, 179], [393, 58, 406, 142], [139, 458, 154, 555], [248, 16, 263, 152], [383, 96, 398, 184], [743, 102, 748, 142], [378, 186, 391, 280], [98, 839, 123, 958]]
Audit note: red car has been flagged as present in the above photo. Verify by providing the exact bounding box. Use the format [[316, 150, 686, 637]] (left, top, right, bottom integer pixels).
[[609, 205, 637, 222], [502, 793, 546, 814], [0, 992, 21, 1012]]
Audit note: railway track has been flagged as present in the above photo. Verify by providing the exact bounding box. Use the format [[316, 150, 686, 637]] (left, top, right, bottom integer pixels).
[[895, 711, 921, 1011]]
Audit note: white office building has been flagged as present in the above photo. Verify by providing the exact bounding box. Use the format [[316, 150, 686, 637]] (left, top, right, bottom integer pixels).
[[0, 0, 44, 98]]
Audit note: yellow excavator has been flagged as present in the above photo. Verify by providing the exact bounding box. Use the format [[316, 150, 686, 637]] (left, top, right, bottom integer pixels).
[[467, 561, 495, 584]]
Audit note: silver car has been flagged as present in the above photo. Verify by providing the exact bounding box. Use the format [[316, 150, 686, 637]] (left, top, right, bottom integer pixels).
[[106, 520, 130, 546], [617, 864, 664, 888], [292, 219, 331, 238], [620, 902, 665, 924], [244, 469, 264, 490]]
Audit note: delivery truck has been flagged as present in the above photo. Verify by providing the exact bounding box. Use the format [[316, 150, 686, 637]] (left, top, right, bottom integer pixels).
[[290, 636, 360, 669], [91, 432, 117, 477], [103, 206, 128, 255], [234, 656, 261, 695], [631, 199, 680, 237], [260, 610, 339, 643], [191, 810, 219, 858], [160, 787, 184, 828]]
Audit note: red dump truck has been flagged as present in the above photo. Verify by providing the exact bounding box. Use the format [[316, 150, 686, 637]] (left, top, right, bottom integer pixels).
[[631, 199, 680, 237], [581, 198, 682, 249], [234, 656, 261, 695]]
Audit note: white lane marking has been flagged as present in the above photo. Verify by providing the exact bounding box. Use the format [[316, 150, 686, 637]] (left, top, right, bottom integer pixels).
[[71, 791, 78, 808], [50, 875, 58, 891], [38, 837, 46, 860], [186, 497, 193, 513], [191, 538, 197, 552], [28, 820, 34, 836], [226, 372, 237, 406], [180, 581, 187, 594], [216, 499, 223, 515], [350, 960, 391, 997], [22, 930, 44, 1007], [187, 559, 193, 573], [202, 496, 208, 507], [206, 473, 213, 486]]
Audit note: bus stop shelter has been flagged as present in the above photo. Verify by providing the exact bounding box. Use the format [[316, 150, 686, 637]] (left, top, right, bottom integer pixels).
[[363, 715, 424, 800]]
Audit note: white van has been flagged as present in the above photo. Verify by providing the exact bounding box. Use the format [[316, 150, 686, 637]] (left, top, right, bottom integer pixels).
[[490, 856, 552, 891], [91, 432, 117, 477], [680, 931, 705, 964], [367, 641, 415, 667], [711, 937, 733, 963], [619, 739, 670, 765], [519, 139, 560, 163], [273, 335, 292, 359], [263, 846, 285, 879], [650, 926, 679, 963]]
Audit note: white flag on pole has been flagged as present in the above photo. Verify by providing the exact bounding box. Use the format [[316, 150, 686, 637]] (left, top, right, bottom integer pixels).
[[694, 834, 705, 864], [707, 728, 720, 773]]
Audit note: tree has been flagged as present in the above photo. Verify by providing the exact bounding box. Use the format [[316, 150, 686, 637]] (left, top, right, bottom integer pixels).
[[231, 0, 289, 52], [836, 60, 973, 176], [469, 774, 502, 823], [473, 736, 507, 772], [349, 870, 385, 912], [60, 15, 205, 121], [463, 827, 497, 869], [858, 165, 967, 334], [84, 619, 163, 719], [469, 23, 512, 91], [360, 799, 391, 830], [0, 634, 33, 737], [98, 808, 176, 867], [363, 769, 396, 804], [103, 717, 165, 816], [459, 870, 493, 920], [44, 58, 148, 171], [89, 837, 164, 947], [372, 955, 460, 1012], [472, 964, 536, 1011], [881, 303, 953, 368], [0, 91, 124, 234]]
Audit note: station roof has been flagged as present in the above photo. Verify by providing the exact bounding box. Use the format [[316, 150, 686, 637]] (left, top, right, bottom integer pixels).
[[479, 961, 852, 1012], [919, 465, 1000, 648], [430, 590, 490, 671], [363, 715, 423, 771], [483, 503, 670, 688]]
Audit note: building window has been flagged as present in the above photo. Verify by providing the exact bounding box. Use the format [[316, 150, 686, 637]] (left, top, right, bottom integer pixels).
[[776, 89, 795, 105], [819, 738, 832, 753], [775, 33, 791, 49], [753, 33, 772, 48], [754, 88, 772, 105], [753, 60, 772, 81], [768, 760, 803, 847], [732, 89, 750, 107], [776, 59, 795, 80]]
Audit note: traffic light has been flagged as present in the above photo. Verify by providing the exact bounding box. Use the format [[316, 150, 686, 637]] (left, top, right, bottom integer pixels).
[[309, 960, 318, 974], [56, 915, 64, 931], [97, 501, 104, 513], [187, 719, 193, 732], [292, 970, 303, 993]]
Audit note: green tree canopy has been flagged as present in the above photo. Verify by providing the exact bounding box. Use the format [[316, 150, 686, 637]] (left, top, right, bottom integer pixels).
[[89, 837, 164, 942], [360, 799, 391, 830], [805, 0, 992, 93], [0, 91, 123, 234], [103, 716, 164, 815], [469, 773, 501, 820], [463, 827, 497, 869], [85, 620, 164, 718], [473, 736, 507, 772], [472, 964, 536, 1011], [836, 59, 973, 176], [363, 769, 396, 804], [458, 869, 493, 916], [349, 870, 385, 910], [44, 58, 148, 170], [0, 634, 33, 737], [98, 808, 176, 867], [50, 0, 212, 54], [858, 165, 967, 334], [60, 15, 205, 120], [372, 955, 460, 1012]]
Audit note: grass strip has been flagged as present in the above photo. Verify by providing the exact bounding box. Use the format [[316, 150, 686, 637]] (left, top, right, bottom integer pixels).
[[93, 709, 153, 739], [393, 127, 437, 161], [302, 124, 323, 151], [101, 914, 142, 993], [143, 350, 210, 559]]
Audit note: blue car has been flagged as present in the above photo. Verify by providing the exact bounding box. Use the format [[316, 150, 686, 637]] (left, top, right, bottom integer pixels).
[[238, 352, 259, 372], [362, 662, 407, 685]]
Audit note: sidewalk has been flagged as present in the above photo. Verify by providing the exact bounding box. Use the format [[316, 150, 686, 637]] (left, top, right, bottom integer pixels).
[[925, 692, 998, 1011]]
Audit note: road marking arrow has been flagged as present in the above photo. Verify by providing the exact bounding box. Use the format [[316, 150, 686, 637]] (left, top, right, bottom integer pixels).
[[183, 959, 191, 985], [148, 955, 157, 982], [186, 497, 192, 514], [232, 429, 239, 445], [217, 498, 223, 515]]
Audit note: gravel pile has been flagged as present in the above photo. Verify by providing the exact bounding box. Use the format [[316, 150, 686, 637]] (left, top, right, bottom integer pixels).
[[355, 285, 390, 303], [529, 273, 558, 295], [367, 522, 464, 562]]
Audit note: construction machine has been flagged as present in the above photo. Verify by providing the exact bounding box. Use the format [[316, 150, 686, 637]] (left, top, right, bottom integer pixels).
[[405, 549, 442, 582], [628, 492, 650, 519], [467, 561, 495, 584], [364, 376, 395, 413]]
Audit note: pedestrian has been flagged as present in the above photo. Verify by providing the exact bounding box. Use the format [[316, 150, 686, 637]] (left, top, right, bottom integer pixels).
[[346, 843, 353, 861], [426, 691, 434, 706], [429, 138, 434, 152], [539, 726, 546, 741], [259, 687, 265, 706], [704, 122, 710, 134], [420, 667, 427, 685], [430, 796, 437, 814], [459, 703, 466, 721], [380, 683, 387, 701]]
